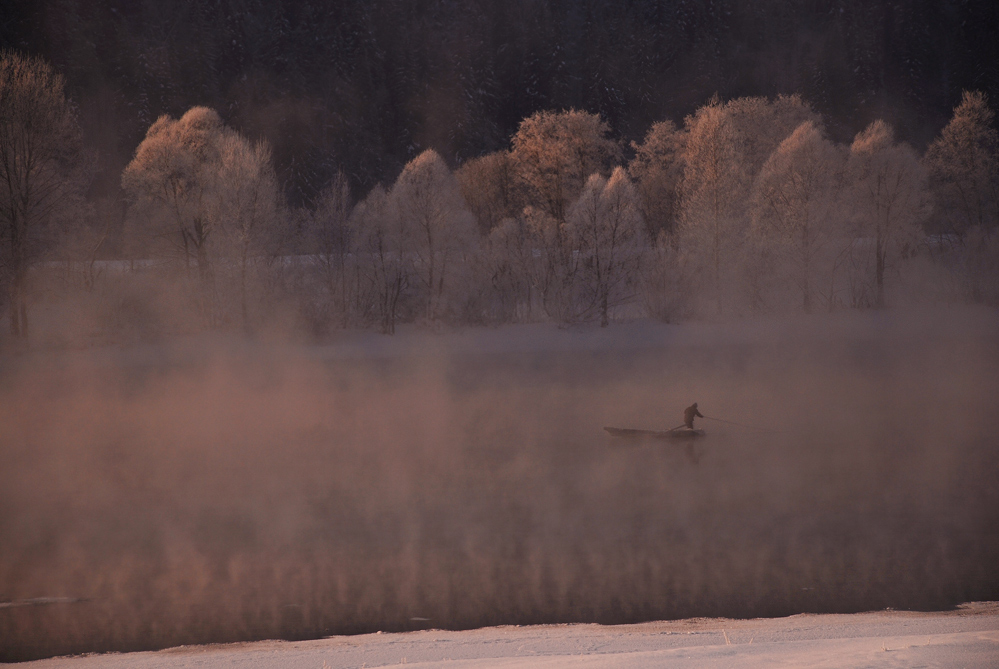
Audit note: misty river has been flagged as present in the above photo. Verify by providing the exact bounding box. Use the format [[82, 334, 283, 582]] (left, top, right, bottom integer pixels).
[[2, 309, 998, 661]]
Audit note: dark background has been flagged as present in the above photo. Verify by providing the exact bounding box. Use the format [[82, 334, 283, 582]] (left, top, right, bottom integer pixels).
[[3, 0, 998, 205]]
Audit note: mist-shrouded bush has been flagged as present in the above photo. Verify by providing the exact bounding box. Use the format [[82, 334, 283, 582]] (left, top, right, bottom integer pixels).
[[1, 309, 997, 661], [23, 261, 295, 348]]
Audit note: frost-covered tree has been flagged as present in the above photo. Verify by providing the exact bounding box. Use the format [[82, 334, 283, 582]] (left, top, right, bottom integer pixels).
[[123, 106, 282, 327], [518, 204, 581, 323], [122, 107, 226, 282], [752, 121, 841, 312], [353, 185, 410, 334], [925, 92, 999, 304], [924, 91, 999, 237], [0, 52, 86, 337], [661, 95, 820, 316], [629, 120, 686, 241], [640, 231, 696, 323], [481, 216, 537, 322], [725, 94, 820, 178], [212, 132, 280, 328], [504, 110, 622, 322], [847, 120, 927, 307], [308, 171, 356, 328], [456, 150, 518, 235], [509, 109, 621, 226], [390, 150, 477, 322], [568, 168, 645, 326], [678, 100, 745, 314]]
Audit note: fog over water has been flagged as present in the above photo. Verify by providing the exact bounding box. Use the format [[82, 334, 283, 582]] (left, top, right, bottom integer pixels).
[[1, 308, 998, 661]]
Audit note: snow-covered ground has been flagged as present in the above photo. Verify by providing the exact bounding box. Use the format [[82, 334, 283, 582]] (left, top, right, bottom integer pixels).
[[23, 602, 999, 668]]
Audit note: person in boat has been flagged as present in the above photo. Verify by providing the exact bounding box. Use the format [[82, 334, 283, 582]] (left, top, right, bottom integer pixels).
[[683, 402, 703, 430]]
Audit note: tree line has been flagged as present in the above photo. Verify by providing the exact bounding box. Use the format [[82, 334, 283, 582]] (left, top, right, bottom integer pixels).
[[6, 0, 998, 206], [1, 52, 998, 342]]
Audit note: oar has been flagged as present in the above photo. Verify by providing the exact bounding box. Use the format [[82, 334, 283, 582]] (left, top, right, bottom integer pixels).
[[702, 415, 781, 433], [0, 597, 89, 609]]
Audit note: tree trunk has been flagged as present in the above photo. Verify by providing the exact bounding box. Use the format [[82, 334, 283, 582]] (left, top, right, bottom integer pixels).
[[193, 219, 210, 283], [340, 255, 348, 330], [240, 248, 249, 332], [8, 221, 28, 337], [802, 222, 811, 314], [182, 230, 191, 271], [875, 234, 886, 308], [8, 276, 28, 338], [427, 250, 436, 321], [8, 284, 21, 337], [713, 190, 722, 315]]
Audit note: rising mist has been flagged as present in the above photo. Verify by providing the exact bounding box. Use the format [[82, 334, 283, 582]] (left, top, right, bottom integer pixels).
[[2, 308, 997, 661]]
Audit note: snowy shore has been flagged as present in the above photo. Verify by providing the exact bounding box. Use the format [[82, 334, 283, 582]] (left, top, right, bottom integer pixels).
[[23, 602, 999, 668]]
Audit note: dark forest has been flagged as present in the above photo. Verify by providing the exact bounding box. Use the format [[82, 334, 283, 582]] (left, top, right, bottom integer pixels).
[[4, 0, 998, 203]]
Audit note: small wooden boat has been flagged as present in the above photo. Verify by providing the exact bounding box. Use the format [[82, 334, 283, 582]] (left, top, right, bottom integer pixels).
[[603, 426, 706, 441]]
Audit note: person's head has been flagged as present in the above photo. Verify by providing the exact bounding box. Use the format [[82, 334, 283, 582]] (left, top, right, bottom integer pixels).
[[692, 402, 697, 408]]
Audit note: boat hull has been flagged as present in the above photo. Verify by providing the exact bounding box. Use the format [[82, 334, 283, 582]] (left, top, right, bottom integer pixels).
[[603, 427, 705, 441]]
